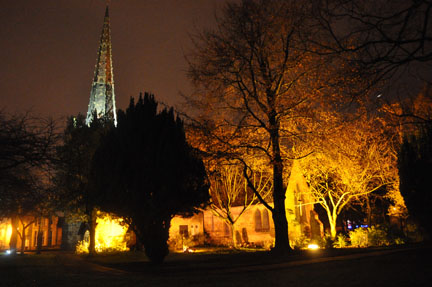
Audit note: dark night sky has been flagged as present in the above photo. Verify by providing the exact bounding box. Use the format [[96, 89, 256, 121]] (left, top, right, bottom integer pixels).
[[0, 0, 226, 119]]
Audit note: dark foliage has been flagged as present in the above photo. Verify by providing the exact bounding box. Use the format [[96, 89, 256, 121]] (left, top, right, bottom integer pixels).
[[0, 111, 58, 254], [398, 123, 432, 238], [56, 114, 109, 209], [55, 114, 111, 253], [92, 93, 209, 263]]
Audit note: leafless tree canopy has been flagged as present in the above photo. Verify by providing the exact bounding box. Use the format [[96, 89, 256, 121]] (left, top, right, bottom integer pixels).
[[185, 0, 364, 252], [0, 111, 59, 213], [312, 0, 432, 77], [0, 111, 57, 172], [184, 0, 425, 252]]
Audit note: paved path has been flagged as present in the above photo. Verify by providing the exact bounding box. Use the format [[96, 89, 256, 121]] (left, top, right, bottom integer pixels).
[[63, 247, 415, 275], [1, 246, 428, 286], [222, 247, 409, 273], [58, 253, 130, 275]]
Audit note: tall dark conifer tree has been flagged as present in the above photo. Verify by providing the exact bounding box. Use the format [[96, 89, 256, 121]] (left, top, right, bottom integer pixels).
[[92, 93, 209, 263], [399, 123, 432, 238]]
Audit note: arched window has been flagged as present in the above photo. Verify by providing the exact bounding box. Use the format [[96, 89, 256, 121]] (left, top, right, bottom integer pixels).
[[254, 209, 262, 232], [179, 225, 188, 237], [262, 209, 270, 231], [83, 230, 90, 243]]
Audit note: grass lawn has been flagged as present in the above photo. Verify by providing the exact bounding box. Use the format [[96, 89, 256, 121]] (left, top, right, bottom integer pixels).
[[0, 244, 430, 287]]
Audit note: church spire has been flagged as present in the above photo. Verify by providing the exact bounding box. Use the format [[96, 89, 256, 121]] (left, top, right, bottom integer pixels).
[[86, 4, 117, 126]]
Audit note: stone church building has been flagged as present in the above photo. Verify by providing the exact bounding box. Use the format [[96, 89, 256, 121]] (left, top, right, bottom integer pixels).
[[170, 161, 323, 249], [0, 216, 62, 252]]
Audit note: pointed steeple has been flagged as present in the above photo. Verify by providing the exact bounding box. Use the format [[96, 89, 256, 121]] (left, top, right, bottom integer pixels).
[[86, 4, 117, 126]]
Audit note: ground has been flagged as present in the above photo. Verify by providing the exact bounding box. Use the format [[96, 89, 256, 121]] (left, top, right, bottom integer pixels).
[[0, 245, 430, 287]]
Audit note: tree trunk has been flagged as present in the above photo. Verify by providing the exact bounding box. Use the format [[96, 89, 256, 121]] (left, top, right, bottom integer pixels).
[[330, 217, 337, 239], [272, 192, 291, 253], [230, 222, 237, 248], [325, 207, 338, 239], [269, 113, 291, 254], [20, 222, 26, 255], [366, 197, 372, 227], [89, 209, 97, 255], [36, 217, 43, 254], [47, 216, 52, 247], [9, 216, 19, 255], [141, 216, 171, 263], [135, 235, 144, 251]]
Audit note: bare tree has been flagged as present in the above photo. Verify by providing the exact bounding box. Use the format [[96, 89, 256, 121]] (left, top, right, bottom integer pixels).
[[0, 111, 57, 172], [0, 167, 36, 254], [0, 111, 58, 254], [209, 162, 272, 247], [312, 0, 432, 79], [186, 0, 339, 253]]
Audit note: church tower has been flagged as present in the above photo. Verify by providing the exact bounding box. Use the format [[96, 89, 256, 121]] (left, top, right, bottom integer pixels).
[[86, 5, 117, 126]]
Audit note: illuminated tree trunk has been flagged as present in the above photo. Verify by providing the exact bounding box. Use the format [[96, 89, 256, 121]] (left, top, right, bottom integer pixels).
[[89, 208, 97, 255], [9, 216, 19, 255], [329, 218, 337, 239], [326, 209, 338, 239]]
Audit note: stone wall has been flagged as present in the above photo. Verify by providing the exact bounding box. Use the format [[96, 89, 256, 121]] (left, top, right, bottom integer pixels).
[[0, 216, 62, 251]]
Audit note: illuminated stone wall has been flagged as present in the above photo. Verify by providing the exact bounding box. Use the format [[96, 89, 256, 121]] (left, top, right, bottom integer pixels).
[[60, 214, 83, 251], [169, 161, 323, 248], [0, 216, 62, 251], [0, 219, 12, 250], [170, 205, 276, 248], [285, 161, 324, 243]]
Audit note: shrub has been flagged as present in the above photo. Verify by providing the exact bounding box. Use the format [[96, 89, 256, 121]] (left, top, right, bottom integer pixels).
[[334, 234, 348, 248], [349, 228, 368, 247], [394, 237, 406, 245], [76, 240, 89, 254], [320, 232, 334, 249], [404, 223, 424, 243], [263, 240, 275, 250], [291, 235, 310, 250], [349, 225, 409, 247], [367, 226, 390, 246], [168, 235, 189, 251], [167, 235, 180, 251], [168, 234, 204, 251]]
